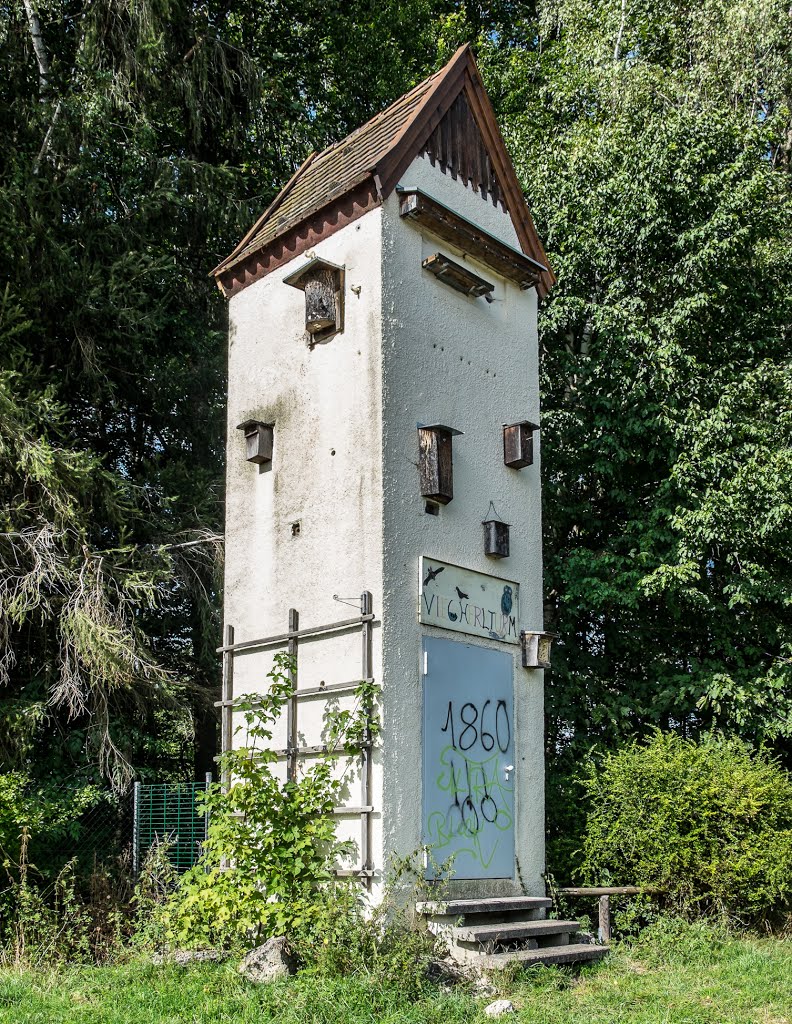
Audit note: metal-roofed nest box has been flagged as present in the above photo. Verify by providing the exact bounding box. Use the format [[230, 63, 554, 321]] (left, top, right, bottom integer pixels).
[[237, 420, 273, 466], [283, 257, 345, 345], [422, 253, 494, 301], [483, 517, 510, 558], [503, 420, 539, 469], [418, 423, 463, 505], [520, 631, 557, 670]]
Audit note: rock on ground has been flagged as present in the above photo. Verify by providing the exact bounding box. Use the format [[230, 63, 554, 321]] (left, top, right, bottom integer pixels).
[[238, 936, 297, 984], [484, 999, 515, 1017], [426, 959, 468, 987], [152, 949, 229, 966]]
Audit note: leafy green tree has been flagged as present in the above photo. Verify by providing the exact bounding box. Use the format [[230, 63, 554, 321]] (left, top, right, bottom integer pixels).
[[473, 0, 792, 872], [0, 0, 453, 794]]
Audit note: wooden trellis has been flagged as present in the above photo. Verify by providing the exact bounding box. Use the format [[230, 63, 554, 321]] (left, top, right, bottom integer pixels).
[[215, 592, 376, 884]]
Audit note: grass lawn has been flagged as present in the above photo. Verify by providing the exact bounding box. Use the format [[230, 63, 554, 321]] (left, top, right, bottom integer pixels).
[[0, 928, 790, 1024]]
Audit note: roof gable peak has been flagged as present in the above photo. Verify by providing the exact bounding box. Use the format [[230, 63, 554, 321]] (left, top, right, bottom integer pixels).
[[212, 45, 553, 297]]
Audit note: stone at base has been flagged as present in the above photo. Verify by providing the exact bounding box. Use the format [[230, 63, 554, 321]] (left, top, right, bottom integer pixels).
[[484, 999, 515, 1016], [425, 959, 468, 987], [238, 936, 297, 983], [152, 949, 229, 966]]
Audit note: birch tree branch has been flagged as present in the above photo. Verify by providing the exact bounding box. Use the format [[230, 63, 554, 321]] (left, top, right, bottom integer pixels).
[[613, 0, 628, 61], [33, 97, 62, 176], [23, 0, 50, 96]]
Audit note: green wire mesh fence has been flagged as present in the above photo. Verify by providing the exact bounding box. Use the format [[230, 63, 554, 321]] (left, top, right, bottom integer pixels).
[[133, 776, 212, 874], [17, 787, 134, 883]]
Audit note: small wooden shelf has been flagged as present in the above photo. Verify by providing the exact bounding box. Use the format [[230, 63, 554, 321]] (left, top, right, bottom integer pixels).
[[400, 187, 546, 290], [422, 252, 494, 299]]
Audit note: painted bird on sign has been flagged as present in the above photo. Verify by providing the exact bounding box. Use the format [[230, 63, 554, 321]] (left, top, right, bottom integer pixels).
[[423, 565, 445, 586], [455, 586, 469, 600], [501, 586, 513, 615]]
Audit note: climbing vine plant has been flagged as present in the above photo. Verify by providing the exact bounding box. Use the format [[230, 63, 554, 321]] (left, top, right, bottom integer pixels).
[[157, 654, 379, 948]]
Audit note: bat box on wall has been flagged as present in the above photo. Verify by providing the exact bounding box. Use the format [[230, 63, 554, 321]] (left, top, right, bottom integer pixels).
[[520, 630, 556, 669], [483, 518, 510, 558], [418, 423, 463, 505], [237, 420, 273, 465], [422, 252, 494, 301], [503, 420, 539, 469], [283, 257, 344, 344]]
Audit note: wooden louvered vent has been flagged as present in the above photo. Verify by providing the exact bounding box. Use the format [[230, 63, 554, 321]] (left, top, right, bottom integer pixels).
[[422, 92, 504, 210]]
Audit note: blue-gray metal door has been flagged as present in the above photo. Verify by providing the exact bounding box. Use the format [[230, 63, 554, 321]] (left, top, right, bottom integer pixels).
[[423, 636, 515, 879]]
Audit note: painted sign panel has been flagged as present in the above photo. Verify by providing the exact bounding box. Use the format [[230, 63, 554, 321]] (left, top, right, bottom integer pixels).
[[423, 636, 515, 879], [419, 556, 520, 645]]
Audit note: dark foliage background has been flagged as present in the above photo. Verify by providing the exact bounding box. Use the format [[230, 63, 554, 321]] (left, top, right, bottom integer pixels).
[[1, 0, 790, 882]]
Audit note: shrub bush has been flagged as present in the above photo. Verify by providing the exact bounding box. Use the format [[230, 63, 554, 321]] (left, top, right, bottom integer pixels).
[[581, 731, 792, 927], [156, 654, 380, 949]]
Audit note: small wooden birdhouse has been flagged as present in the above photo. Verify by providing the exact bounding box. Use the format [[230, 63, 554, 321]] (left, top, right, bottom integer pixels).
[[418, 424, 463, 505], [503, 421, 539, 469], [520, 630, 555, 669], [237, 420, 273, 465], [284, 257, 344, 343], [483, 517, 510, 558]]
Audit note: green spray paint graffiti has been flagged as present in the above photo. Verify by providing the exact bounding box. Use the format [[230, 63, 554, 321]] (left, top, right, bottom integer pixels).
[[426, 744, 513, 868], [423, 636, 515, 879]]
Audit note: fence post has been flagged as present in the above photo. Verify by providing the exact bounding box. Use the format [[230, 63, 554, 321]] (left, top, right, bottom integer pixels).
[[132, 781, 141, 877], [221, 624, 234, 790], [598, 895, 611, 944], [203, 772, 212, 848], [360, 591, 373, 887], [287, 609, 299, 783]]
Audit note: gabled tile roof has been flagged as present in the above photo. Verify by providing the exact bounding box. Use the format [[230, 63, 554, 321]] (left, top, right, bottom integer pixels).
[[223, 72, 442, 272], [212, 45, 554, 297]]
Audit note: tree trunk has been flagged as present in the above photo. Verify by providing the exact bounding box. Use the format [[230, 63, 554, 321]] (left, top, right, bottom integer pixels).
[[23, 0, 50, 96]]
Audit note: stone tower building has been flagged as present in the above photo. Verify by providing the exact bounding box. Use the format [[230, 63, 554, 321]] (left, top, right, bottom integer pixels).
[[212, 44, 556, 906]]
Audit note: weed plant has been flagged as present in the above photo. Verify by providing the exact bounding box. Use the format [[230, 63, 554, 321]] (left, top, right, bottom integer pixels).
[[0, 830, 125, 968]]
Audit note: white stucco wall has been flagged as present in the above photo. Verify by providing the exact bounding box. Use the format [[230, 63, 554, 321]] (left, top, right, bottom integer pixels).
[[224, 209, 386, 865], [223, 153, 545, 898], [379, 154, 545, 896]]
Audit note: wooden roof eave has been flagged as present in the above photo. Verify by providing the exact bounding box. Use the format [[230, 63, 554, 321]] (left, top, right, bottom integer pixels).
[[214, 175, 380, 297], [210, 150, 318, 279], [461, 65, 555, 297], [214, 168, 377, 285]]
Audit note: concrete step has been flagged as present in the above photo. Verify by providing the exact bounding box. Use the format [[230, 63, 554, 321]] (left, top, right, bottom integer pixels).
[[416, 896, 551, 917], [479, 943, 610, 969], [455, 919, 580, 944]]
